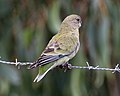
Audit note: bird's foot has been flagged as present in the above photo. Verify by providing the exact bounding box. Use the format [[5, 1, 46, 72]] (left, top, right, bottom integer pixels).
[[58, 62, 72, 72]]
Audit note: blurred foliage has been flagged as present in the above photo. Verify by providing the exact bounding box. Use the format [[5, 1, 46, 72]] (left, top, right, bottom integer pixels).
[[0, 0, 120, 96]]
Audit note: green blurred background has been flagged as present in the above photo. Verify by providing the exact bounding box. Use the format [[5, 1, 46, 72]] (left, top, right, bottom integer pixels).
[[0, 0, 120, 96]]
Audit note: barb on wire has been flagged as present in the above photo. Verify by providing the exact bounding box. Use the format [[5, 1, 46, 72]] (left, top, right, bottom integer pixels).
[[71, 62, 120, 73], [0, 57, 33, 69], [0, 57, 120, 73]]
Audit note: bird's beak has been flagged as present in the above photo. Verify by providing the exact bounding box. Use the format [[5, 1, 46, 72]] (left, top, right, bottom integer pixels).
[[79, 22, 82, 27], [79, 20, 82, 27]]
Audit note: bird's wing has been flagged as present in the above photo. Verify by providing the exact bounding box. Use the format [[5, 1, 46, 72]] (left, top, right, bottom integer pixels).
[[28, 34, 77, 69], [28, 42, 67, 69]]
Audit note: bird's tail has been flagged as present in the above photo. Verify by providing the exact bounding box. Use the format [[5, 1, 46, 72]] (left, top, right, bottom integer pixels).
[[33, 63, 57, 82]]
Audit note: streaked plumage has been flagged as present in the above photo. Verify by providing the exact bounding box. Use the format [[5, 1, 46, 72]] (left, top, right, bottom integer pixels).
[[28, 14, 82, 82]]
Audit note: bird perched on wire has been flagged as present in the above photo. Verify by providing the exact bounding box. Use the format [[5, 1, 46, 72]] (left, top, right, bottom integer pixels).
[[28, 14, 82, 82]]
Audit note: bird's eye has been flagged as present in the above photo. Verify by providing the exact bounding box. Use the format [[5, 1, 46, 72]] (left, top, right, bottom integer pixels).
[[76, 18, 80, 22]]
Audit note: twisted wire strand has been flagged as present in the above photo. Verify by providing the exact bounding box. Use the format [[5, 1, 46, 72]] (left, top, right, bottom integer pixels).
[[0, 57, 120, 73]]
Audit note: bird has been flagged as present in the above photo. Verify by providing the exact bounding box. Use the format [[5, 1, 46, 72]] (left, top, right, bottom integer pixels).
[[28, 14, 82, 82]]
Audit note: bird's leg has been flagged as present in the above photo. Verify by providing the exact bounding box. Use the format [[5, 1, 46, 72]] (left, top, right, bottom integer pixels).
[[58, 62, 72, 72]]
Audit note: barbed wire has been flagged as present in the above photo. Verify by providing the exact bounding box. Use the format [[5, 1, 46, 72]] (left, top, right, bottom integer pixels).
[[0, 57, 33, 69], [0, 57, 120, 73], [71, 62, 120, 73]]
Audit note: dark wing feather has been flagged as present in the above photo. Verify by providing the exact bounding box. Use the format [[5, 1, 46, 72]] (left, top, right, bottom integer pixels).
[[28, 41, 66, 69], [28, 54, 65, 69]]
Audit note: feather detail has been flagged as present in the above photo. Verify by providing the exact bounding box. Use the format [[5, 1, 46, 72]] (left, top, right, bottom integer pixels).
[[28, 41, 66, 69], [28, 54, 65, 69]]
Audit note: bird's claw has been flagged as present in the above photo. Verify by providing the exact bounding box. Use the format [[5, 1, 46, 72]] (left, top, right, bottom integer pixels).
[[58, 62, 72, 72]]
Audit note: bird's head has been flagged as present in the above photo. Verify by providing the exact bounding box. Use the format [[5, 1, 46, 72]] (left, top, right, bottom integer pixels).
[[61, 14, 82, 30]]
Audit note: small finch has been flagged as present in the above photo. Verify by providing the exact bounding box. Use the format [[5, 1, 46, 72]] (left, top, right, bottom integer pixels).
[[28, 14, 82, 82]]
